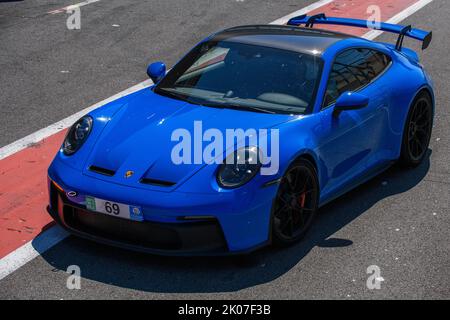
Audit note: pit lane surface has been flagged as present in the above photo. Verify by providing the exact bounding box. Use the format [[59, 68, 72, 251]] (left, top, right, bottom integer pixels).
[[0, 0, 449, 299]]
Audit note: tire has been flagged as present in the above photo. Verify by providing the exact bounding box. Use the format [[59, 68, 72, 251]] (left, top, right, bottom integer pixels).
[[272, 158, 320, 247], [399, 92, 433, 167]]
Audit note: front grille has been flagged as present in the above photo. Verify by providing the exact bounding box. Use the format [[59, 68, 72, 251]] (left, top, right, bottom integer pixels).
[[140, 178, 176, 187], [89, 165, 116, 176], [61, 205, 227, 253], [65, 207, 182, 249]]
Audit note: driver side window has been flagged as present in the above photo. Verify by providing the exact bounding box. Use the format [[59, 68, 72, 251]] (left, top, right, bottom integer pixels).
[[323, 48, 391, 108]]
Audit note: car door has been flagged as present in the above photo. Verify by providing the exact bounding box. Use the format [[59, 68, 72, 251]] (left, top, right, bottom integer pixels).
[[317, 48, 392, 201]]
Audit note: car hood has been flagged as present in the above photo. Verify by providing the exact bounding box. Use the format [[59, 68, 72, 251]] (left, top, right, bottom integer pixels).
[[83, 88, 292, 191]]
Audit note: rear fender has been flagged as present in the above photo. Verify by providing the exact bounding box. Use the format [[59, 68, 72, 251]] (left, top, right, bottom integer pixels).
[[383, 43, 420, 64]]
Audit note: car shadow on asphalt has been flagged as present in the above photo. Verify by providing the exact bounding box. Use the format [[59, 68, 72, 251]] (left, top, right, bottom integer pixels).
[[36, 151, 431, 293]]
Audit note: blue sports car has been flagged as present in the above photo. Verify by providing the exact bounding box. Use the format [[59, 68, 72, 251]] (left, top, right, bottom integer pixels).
[[47, 15, 434, 255]]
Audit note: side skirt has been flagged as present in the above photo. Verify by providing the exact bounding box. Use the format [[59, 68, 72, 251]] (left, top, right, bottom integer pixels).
[[318, 161, 395, 208]]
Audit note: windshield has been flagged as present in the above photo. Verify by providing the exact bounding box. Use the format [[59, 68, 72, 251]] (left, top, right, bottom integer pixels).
[[154, 40, 323, 114]]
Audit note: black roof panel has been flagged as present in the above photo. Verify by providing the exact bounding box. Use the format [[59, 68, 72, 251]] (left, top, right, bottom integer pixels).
[[211, 25, 352, 55]]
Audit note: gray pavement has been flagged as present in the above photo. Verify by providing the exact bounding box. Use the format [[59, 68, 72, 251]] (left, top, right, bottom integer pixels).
[[0, 0, 449, 299]]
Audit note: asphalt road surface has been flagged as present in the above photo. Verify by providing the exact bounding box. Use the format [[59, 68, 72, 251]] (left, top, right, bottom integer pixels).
[[0, 0, 449, 299]]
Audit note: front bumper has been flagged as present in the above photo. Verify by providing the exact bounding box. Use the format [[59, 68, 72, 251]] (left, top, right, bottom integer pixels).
[[48, 157, 277, 255], [48, 188, 230, 255]]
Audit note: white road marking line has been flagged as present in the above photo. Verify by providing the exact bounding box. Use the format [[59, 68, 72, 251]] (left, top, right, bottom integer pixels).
[[0, 0, 435, 279], [0, 79, 153, 160], [269, 0, 334, 25], [363, 0, 434, 40], [0, 226, 68, 281], [48, 0, 101, 14]]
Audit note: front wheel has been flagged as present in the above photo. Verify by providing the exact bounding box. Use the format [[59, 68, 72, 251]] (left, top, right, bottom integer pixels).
[[399, 92, 433, 167], [272, 159, 319, 246]]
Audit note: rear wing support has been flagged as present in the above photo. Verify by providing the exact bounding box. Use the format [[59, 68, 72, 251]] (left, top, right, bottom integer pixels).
[[395, 25, 412, 51], [287, 14, 432, 50]]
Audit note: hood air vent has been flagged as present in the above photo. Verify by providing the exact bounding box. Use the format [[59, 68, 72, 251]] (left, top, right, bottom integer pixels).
[[140, 178, 176, 187], [89, 165, 116, 176]]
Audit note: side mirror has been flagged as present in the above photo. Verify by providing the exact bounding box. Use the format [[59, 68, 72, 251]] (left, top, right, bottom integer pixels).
[[333, 92, 369, 115], [147, 62, 166, 83]]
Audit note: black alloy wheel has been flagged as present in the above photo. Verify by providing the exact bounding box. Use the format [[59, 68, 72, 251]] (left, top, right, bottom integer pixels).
[[272, 159, 319, 246], [400, 92, 433, 166]]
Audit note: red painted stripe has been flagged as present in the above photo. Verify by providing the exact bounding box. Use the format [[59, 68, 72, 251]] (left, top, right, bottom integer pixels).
[[0, 130, 66, 258], [306, 0, 420, 36], [0, 0, 423, 259]]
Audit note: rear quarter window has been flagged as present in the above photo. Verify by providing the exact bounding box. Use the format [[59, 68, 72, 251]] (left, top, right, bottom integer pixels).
[[323, 48, 391, 108]]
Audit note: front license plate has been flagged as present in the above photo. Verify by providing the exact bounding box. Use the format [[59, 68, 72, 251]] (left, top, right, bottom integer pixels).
[[85, 196, 143, 221]]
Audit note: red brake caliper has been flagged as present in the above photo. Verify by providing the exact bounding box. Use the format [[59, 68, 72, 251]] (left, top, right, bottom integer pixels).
[[298, 192, 306, 208]]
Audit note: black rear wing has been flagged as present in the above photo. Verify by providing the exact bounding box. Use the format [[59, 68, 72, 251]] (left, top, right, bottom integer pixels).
[[287, 14, 432, 50]]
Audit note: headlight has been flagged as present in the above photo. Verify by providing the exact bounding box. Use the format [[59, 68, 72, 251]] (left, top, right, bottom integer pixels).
[[217, 146, 262, 188], [62, 116, 93, 155]]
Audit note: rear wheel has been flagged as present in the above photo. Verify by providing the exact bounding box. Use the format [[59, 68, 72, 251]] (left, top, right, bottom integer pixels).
[[272, 159, 319, 246], [400, 92, 433, 167]]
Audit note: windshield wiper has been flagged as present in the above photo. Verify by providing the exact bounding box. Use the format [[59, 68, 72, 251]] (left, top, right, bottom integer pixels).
[[156, 88, 276, 114], [226, 104, 276, 114], [200, 102, 275, 114]]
